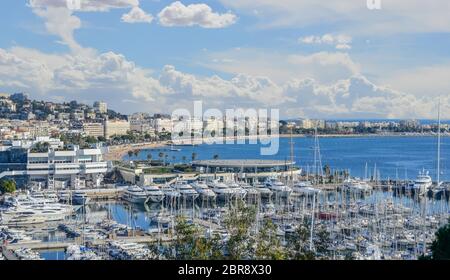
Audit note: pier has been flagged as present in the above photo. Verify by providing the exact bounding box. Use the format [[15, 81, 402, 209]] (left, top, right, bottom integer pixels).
[[1, 235, 177, 260]]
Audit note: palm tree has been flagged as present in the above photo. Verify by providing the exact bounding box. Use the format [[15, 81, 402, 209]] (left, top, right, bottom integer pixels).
[[147, 154, 153, 163], [191, 152, 197, 162], [128, 150, 134, 158], [213, 154, 219, 160]]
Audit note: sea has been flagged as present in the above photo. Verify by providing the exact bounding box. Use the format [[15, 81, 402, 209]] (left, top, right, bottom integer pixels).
[[124, 136, 450, 181]]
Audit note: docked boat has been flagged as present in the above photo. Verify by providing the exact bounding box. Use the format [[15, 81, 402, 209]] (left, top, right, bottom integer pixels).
[[0, 204, 74, 225], [121, 186, 148, 204], [171, 181, 199, 201], [161, 185, 181, 200], [142, 185, 165, 203], [209, 181, 235, 200], [252, 183, 273, 199], [191, 181, 216, 199], [226, 181, 247, 199], [238, 183, 259, 198], [343, 179, 373, 193], [292, 181, 321, 196], [72, 190, 91, 205], [407, 170, 432, 195], [66, 244, 102, 260], [30, 190, 59, 204], [264, 178, 292, 198]]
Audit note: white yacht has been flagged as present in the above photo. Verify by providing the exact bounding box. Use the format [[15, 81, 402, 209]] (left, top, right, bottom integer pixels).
[[171, 181, 199, 201], [264, 178, 292, 198], [252, 183, 273, 199], [30, 190, 59, 204], [191, 181, 216, 199], [121, 186, 148, 204], [238, 182, 259, 198], [343, 179, 373, 193], [209, 181, 235, 200], [226, 181, 247, 199], [161, 185, 181, 200], [407, 169, 432, 195], [72, 190, 91, 205], [292, 181, 321, 196], [0, 201, 75, 225], [142, 185, 165, 203]]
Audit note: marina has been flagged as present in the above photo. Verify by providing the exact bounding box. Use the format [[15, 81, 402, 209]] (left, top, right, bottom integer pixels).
[[1, 177, 449, 260]]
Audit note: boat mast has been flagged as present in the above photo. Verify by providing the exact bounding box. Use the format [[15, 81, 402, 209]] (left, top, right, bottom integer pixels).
[[289, 125, 294, 184], [437, 97, 441, 187]]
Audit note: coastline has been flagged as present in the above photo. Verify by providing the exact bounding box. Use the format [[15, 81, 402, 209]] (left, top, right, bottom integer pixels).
[[105, 132, 448, 161]]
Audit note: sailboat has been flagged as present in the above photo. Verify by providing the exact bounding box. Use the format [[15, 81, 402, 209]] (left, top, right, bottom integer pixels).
[[432, 98, 445, 195]]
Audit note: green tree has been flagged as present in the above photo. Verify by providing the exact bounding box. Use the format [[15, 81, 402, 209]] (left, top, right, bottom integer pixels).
[[256, 219, 286, 260], [173, 216, 224, 260], [191, 152, 197, 162], [429, 219, 450, 260], [213, 154, 219, 160], [223, 200, 257, 260], [0, 179, 16, 194], [286, 220, 316, 260], [127, 150, 134, 158]]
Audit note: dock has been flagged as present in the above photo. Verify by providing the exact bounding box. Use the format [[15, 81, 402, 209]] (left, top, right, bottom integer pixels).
[[1, 234, 176, 260]]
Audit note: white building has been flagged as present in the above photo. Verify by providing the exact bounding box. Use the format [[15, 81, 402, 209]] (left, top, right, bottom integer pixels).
[[104, 119, 130, 138], [153, 118, 173, 133], [26, 145, 108, 189], [93, 101, 108, 114]]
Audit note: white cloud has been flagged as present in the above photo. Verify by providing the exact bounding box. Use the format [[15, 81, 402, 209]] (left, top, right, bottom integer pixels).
[[121, 6, 153, 23], [219, 0, 450, 34], [29, 0, 140, 12], [2, 46, 447, 119], [199, 48, 360, 84], [158, 1, 237, 28], [382, 65, 450, 98], [299, 34, 352, 50], [32, 6, 83, 53]]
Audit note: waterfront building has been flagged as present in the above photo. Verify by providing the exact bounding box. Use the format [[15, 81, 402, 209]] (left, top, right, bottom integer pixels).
[[192, 159, 300, 183], [152, 118, 173, 133], [83, 122, 105, 138], [104, 119, 130, 139], [0, 141, 108, 189]]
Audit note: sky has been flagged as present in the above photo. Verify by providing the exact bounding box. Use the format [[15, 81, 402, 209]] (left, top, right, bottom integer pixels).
[[0, 0, 449, 119]]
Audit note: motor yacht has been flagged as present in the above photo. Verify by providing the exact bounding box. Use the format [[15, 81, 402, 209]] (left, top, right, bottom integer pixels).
[[72, 190, 91, 205], [171, 181, 199, 201], [191, 181, 216, 199], [252, 183, 273, 200], [264, 178, 292, 198], [161, 185, 181, 200], [121, 186, 148, 204], [292, 181, 321, 196], [209, 181, 234, 200], [343, 179, 373, 193], [407, 169, 432, 195], [142, 185, 165, 203], [226, 181, 247, 199]]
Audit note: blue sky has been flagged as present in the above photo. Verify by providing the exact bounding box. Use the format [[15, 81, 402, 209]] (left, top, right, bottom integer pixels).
[[0, 0, 449, 119]]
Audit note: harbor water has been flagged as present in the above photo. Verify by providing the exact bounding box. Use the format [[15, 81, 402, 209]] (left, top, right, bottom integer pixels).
[[125, 136, 450, 181]]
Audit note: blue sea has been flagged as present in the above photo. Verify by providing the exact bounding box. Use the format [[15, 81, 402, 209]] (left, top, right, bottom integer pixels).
[[124, 136, 449, 181]]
